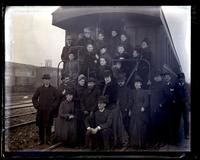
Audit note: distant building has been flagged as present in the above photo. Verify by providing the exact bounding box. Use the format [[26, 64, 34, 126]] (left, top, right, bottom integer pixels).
[[5, 62, 59, 93], [45, 59, 52, 67]]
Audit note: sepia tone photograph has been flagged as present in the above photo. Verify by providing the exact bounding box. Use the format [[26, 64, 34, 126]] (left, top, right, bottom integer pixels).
[[3, 6, 190, 157]]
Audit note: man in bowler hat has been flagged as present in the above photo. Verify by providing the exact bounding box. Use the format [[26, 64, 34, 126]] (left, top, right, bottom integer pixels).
[[85, 95, 113, 150], [32, 74, 59, 145]]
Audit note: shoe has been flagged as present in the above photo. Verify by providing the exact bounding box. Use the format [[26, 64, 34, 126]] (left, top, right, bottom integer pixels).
[[120, 146, 128, 151], [46, 140, 51, 145], [159, 143, 166, 147], [38, 141, 44, 145]]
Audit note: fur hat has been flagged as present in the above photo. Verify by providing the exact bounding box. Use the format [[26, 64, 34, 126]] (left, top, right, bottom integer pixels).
[[42, 74, 51, 79]]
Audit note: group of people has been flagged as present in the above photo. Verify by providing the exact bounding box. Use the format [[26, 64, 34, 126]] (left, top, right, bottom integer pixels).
[[32, 26, 190, 151], [61, 27, 151, 90]]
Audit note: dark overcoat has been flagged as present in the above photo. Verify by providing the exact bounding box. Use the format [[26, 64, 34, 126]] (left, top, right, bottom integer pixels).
[[83, 52, 99, 77], [102, 80, 129, 146], [128, 58, 150, 89], [98, 65, 111, 83], [82, 86, 101, 113], [95, 39, 106, 51], [101, 79, 118, 107], [74, 84, 87, 145], [117, 85, 133, 133], [55, 100, 77, 144], [64, 59, 79, 80], [117, 40, 133, 54], [32, 85, 59, 127], [56, 81, 76, 117], [140, 47, 151, 65], [108, 36, 120, 58], [129, 89, 149, 147], [174, 80, 190, 138], [85, 108, 113, 149], [77, 36, 95, 47], [160, 81, 178, 143]]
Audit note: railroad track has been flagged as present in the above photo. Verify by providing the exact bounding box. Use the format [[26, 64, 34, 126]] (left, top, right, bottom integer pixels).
[[5, 120, 36, 130], [41, 142, 63, 151], [4, 100, 37, 130], [5, 94, 33, 103]]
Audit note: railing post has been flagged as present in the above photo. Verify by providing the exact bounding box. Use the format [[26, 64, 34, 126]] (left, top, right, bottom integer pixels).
[[57, 61, 63, 87]]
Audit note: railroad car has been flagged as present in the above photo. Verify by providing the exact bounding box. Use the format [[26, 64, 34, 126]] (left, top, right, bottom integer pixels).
[[52, 6, 183, 85]]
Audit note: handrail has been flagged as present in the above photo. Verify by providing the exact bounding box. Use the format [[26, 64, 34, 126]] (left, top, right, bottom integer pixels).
[[57, 60, 64, 87], [57, 45, 85, 87]]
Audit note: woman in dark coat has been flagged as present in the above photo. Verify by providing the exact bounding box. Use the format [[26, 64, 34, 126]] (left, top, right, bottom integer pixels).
[[83, 44, 99, 77], [55, 88, 77, 146], [129, 76, 149, 149], [74, 74, 87, 147]]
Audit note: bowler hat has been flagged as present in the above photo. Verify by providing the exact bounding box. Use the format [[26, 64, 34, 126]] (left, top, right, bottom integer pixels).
[[103, 70, 112, 77], [142, 38, 150, 46], [88, 77, 96, 83], [99, 43, 107, 50], [42, 74, 51, 79], [98, 95, 108, 104], [177, 72, 185, 79], [117, 73, 126, 82], [134, 74, 143, 83], [160, 71, 170, 76]]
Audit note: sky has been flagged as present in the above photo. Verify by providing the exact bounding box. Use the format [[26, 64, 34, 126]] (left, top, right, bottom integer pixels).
[[5, 6, 191, 83], [5, 6, 65, 67]]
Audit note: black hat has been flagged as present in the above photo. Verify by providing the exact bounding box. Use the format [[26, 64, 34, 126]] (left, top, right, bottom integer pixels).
[[134, 74, 143, 83], [111, 26, 119, 31], [61, 75, 70, 81], [65, 88, 75, 95], [160, 71, 170, 76], [66, 35, 72, 40], [177, 72, 185, 79], [99, 43, 107, 50], [133, 45, 141, 52], [98, 29, 105, 35], [117, 73, 126, 82], [142, 38, 150, 45], [120, 31, 128, 37], [78, 74, 86, 81], [88, 77, 96, 83], [98, 95, 108, 104], [152, 69, 162, 77], [103, 70, 112, 77], [42, 74, 51, 79], [65, 83, 75, 95]]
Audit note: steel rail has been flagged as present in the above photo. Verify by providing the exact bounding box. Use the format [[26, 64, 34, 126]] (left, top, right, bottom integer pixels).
[[5, 111, 36, 119], [5, 120, 36, 130], [5, 103, 33, 110], [5, 100, 32, 107], [41, 142, 63, 151]]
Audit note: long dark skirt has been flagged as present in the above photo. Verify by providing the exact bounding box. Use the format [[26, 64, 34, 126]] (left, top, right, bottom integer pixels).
[[55, 117, 77, 145], [129, 112, 148, 148], [109, 105, 129, 147]]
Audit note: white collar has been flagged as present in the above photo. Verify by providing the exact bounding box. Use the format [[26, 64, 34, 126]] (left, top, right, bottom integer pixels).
[[99, 108, 105, 112]]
